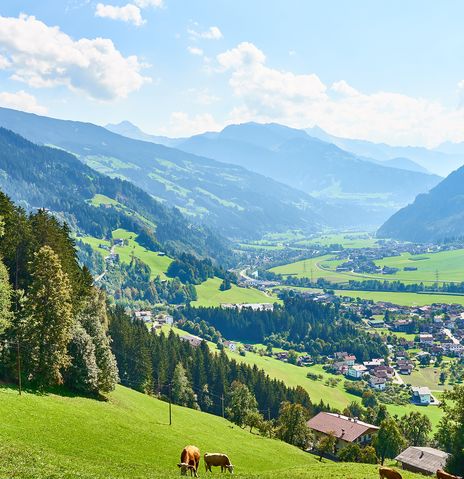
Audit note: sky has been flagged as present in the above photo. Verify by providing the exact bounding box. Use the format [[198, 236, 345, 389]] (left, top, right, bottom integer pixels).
[[0, 1, 464, 146]]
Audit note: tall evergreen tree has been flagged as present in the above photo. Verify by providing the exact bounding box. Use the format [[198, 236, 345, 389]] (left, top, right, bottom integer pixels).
[[23, 245, 73, 387]]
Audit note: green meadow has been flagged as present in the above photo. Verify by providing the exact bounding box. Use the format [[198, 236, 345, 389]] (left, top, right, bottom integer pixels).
[[271, 248, 464, 286], [0, 385, 426, 479], [192, 277, 279, 307]]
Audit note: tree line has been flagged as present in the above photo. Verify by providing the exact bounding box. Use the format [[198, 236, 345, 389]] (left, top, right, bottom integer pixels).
[[0, 193, 118, 395]]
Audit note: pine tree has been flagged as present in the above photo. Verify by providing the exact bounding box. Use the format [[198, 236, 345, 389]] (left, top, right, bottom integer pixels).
[[23, 245, 74, 387]]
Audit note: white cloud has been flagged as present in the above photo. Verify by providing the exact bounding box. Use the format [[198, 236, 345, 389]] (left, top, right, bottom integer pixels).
[[134, 0, 163, 7], [95, 3, 145, 26], [187, 46, 203, 56], [186, 88, 219, 105], [217, 42, 464, 147], [160, 111, 222, 137], [0, 14, 150, 101], [0, 90, 47, 114], [188, 25, 223, 40]]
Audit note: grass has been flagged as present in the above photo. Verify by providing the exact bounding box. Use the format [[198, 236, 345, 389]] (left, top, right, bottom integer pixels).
[[218, 347, 443, 430], [192, 277, 279, 307], [0, 385, 426, 479], [294, 232, 378, 249], [272, 249, 464, 286], [80, 228, 172, 280], [400, 366, 449, 392]]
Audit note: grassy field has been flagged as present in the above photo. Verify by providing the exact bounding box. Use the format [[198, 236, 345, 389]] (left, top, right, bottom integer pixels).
[[271, 248, 464, 286], [0, 385, 424, 479], [192, 277, 279, 307], [80, 228, 173, 280], [219, 347, 443, 429], [294, 232, 378, 249], [276, 285, 464, 307], [400, 366, 449, 392]]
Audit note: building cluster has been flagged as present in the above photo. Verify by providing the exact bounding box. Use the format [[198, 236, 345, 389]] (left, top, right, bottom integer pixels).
[[131, 310, 174, 330], [307, 412, 449, 475]]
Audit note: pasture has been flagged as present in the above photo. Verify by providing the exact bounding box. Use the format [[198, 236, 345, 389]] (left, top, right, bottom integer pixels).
[[271, 248, 464, 286], [192, 277, 279, 307], [0, 385, 424, 479]]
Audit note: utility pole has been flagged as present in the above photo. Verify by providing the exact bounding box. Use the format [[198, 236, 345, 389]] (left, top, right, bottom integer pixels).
[[221, 394, 225, 418], [17, 340, 22, 396], [169, 381, 172, 426]]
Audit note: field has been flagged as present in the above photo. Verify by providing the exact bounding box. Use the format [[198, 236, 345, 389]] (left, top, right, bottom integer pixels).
[[80, 228, 173, 280], [192, 277, 279, 307], [400, 366, 448, 392], [294, 232, 378, 249], [271, 248, 464, 286], [0, 385, 423, 479], [218, 347, 443, 429]]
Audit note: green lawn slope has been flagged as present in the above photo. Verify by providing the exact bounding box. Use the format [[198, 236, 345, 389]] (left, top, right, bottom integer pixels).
[[0, 385, 423, 479]]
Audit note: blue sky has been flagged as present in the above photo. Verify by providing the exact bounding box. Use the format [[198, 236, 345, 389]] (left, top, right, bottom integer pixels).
[[0, 0, 463, 146]]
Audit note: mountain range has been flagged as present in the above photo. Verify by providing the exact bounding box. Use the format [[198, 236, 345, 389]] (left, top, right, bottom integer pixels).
[[175, 122, 441, 226], [306, 126, 464, 177], [0, 107, 342, 239], [378, 163, 464, 242]]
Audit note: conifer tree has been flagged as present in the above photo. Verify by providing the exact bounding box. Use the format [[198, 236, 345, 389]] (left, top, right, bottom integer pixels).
[[23, 245, 73, 387]]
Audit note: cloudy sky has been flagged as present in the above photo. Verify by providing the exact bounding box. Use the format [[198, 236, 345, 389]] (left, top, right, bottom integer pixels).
[[0, 0, 464, 146]]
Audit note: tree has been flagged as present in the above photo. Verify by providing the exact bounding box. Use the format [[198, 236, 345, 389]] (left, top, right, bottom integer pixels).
[[172, 363, 198, 409], [374, 418, 406, 465], [0, 257, 11, 336], [359, 446, 378, 464], [439, 371, 447, 385], [338, 443, 361, 462], [435, 385, 464, 476], [343, 400, 364, 419], [317, 432, 336, 461], [399, 411, 432, 446], [244, 410, 264, 433], [362, 390, 378, 409], [276, 402, 313, 449], [226, 381, 258, 428], [23, 246, 73, 387]]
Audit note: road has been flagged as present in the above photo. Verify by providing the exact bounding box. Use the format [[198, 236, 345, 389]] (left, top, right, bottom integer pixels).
[[443, 328, 460, 344]]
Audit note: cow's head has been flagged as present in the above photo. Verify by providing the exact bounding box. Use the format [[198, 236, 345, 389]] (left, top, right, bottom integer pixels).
[[177, 463, 194, 476], [226, 464, 234, 474]]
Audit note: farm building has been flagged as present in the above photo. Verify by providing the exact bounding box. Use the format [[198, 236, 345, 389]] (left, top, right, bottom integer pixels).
[[395, 446, 448, 475], [307, 412, 379, 453], [411, 386, 432, 405]]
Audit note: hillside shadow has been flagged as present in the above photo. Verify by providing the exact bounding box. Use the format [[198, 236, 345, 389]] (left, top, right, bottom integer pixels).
[[0, 381, 109, 401]]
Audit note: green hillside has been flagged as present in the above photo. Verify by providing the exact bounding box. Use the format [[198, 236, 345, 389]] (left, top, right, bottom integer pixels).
[[0, 385, 423, 479], [192, 276, 278, 307]]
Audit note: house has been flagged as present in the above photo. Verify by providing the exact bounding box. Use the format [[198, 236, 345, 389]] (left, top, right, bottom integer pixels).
[[132, 310, 153, 323], [412, 386, 432, 405], [363, 358, 385, 370], [369, 376, 386, 390], [307, 412, 379, 453], [223, 340, 237, 352], [155, 314, 174, 326], [180, 334, 203, 348], [419, 334, 434, 345], [395, 446, 449, 476], [392, 319, 415, 333], [396, 359, 414, 375], [113, 238, 124, 247], [368, 318, 385, 328], [331, 361, 349, 375], [347, 364, 367, 379], [341, 354, 356, 366]]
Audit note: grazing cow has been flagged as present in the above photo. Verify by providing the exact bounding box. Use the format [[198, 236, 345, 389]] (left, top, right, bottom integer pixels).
[[178, 445, 201, 477], [379, 466, 403, 479], [437, 470, 461, 479], [204, 453, 234, 474]]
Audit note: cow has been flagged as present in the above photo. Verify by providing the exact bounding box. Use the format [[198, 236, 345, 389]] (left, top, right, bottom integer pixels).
[[437, 470, 461, 479], [204, 453, 234, 474], [178, 445, 201, 477], [379, 466, 403, 479]]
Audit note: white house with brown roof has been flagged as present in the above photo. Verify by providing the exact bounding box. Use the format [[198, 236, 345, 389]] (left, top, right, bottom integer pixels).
[[307, 412, 379, 452]]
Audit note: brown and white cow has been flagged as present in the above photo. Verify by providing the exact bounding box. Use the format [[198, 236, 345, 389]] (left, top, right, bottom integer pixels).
[[178, 445, 201, 477], [204, 453, 234, 474], [379, 466, 403, 479], [437, 470, 461, 479]]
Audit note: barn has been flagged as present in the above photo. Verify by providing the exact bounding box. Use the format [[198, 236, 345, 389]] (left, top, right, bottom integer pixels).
[[395, 446, 449, 476]]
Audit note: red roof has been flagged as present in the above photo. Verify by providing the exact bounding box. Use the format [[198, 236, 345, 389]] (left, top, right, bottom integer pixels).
[[307, 412, 379, 443]]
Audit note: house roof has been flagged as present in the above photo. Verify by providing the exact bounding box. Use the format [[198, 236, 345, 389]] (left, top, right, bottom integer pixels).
[[395, 447, 448, 474], [307, 412, 379, 443], [412, 386, 431, 395]]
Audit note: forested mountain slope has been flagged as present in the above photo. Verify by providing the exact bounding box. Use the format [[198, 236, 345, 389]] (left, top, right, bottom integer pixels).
[[0, 107, 337, 238], [378, 164, 464, 242], [0, 127, 229, 262]]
